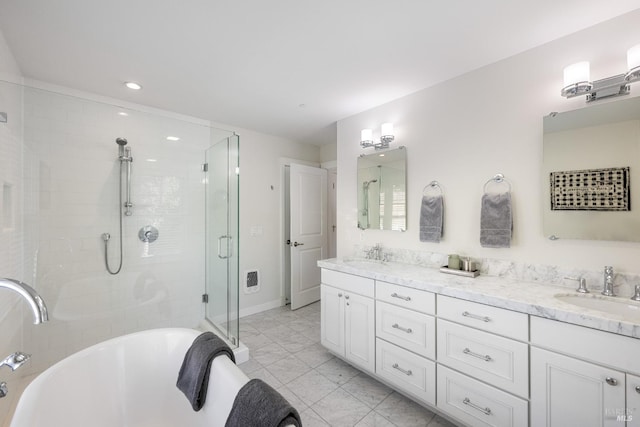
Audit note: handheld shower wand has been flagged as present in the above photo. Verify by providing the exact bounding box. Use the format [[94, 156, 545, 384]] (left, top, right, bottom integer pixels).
[[103, 138, 133, 275]]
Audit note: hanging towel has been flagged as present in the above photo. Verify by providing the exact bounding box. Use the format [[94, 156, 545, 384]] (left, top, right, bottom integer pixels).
[[176, 331, 236, 411], [420, 195, 443, 243], [480, 192, 512, 248], [225, 379, 302, 427]]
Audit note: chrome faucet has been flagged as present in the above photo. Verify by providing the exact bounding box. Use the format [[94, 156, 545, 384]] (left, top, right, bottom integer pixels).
[[602, 266, 615, 297], [0, 278, 48, 324], [366, 244, 383, 261], [0, 352, 30, 371]]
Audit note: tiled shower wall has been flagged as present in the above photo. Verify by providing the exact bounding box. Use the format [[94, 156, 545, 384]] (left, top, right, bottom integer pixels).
[[16, 85, 224, 375]]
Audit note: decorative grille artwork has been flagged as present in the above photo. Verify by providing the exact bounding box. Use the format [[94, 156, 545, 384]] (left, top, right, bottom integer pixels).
[[550, 167, 630, 211]]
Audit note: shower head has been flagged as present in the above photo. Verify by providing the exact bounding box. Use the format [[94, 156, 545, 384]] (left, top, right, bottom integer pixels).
[[116, 138, 128, 146]]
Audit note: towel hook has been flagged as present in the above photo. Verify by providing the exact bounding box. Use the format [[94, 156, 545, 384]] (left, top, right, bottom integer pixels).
[[423, 180, 443, 196], [483, 173, 512, 193]]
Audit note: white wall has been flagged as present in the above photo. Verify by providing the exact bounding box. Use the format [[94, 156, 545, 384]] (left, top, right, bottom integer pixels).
[[337, 10, 640, 276], [0, 28, 26, 425], [236, 127, 320, 313]]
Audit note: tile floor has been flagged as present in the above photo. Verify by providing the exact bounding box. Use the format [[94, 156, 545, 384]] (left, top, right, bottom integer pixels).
[[238, 302, 459, 427]]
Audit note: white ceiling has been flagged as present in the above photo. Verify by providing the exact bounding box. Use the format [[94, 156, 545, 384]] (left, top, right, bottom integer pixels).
[[1, 1, 639, 145]]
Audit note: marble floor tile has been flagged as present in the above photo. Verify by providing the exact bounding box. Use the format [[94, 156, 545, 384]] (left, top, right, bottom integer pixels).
[[375, 392, 436, 427], [251, 342, 290, 366], [312, 388, 372, 426], [265, 354, 312, 384], [316, 356, 361, 385], [341, 373, 393, 409], [287, 370, 340, 406], [300, 407, 331, 427], [236, 357, 261, 374], [240, 332, 273, 350], [245, 367, 283, 389], [355, 411, 397, 427], [428, 415, 460, 427], [276, 384, 309, 413], [294, 343, 335, 368]]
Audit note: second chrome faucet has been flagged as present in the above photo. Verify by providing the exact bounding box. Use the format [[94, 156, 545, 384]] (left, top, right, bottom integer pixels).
[[602, 266, 615, 297]]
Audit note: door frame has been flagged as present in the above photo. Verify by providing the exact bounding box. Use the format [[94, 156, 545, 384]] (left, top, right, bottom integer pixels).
[[279, 158, 321, 307]]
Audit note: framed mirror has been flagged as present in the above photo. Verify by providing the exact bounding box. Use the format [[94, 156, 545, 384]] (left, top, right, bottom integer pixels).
[[357, 146, 406, 231], [542, 96, 640, 241]]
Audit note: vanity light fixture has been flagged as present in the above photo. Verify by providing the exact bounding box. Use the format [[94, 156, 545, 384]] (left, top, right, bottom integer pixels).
[[166, 136, 180, 141], [561, 44, 640, 102], [360, 123, 395, 150]]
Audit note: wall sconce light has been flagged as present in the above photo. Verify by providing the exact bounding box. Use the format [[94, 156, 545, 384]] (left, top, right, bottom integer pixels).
[[561, 44, 640, 102], [360, 123, 395, 150]]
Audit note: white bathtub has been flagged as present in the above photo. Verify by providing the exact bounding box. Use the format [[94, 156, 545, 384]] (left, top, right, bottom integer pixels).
[[10, 328, 249, 427]]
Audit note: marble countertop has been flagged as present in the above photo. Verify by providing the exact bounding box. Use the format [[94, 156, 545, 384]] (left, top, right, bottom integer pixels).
[[318, 258, 640, 339]]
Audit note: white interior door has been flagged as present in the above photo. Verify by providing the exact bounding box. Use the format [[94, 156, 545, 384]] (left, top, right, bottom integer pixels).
[[290, 163, 327, 310]]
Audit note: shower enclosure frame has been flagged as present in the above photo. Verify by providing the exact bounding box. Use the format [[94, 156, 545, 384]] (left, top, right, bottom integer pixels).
[[203, 134, 240, 347]]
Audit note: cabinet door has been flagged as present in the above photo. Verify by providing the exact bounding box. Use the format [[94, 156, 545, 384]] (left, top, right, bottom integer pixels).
[[344, 292, 375, 373], [321, 284, 344, 357], [531, 347, 625, 427], [627, 373, 640, 427]]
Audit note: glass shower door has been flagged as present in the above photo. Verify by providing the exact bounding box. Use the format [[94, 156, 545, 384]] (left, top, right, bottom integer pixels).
[[205, 134, 239, 346]]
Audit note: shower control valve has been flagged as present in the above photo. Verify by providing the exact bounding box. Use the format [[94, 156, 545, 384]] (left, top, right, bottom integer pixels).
[[101, 233, 111, 242]]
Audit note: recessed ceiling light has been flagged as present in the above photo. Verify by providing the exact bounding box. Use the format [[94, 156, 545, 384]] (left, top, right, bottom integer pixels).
[[125, 82, 142, 90], [146, 159, 157, 162], [118, 111, 129, 116], [166, 136, 180, 141], [379, 154, 385, 157], [298, 103, 306, 108]]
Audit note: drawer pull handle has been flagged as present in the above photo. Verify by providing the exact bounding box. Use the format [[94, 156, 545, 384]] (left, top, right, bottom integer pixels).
[[635, 386, 640, 394], [463, 398, 492, 416], [463, 348, 492, 362], [392, 323, 413, 334], [391, 293, 412, 301], [606, 377, 618, 386], [392, 363, 412, 376], [462, 311, 491, 322]]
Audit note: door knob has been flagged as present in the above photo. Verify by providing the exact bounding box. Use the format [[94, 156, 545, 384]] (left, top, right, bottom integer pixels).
[[293, 242, 304, 247]]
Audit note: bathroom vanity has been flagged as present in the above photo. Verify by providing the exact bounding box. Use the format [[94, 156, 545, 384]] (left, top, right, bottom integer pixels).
[[319, 258, 640, 427]]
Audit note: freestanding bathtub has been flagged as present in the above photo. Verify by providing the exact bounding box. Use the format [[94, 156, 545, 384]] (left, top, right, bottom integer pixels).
[[10, 328, 249, 427]]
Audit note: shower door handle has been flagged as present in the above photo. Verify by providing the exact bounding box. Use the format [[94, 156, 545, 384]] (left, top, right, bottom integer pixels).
[[217, 235, 233, 259]]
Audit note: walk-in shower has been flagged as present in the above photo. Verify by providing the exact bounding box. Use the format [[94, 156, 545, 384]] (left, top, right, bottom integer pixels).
[[362, 179, 377, 229], [102, 138, 133, 275]]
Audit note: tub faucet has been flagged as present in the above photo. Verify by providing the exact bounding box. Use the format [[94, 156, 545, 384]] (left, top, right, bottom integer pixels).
[[0, 352, 30, 371], [0, 278, 48, 324], [602, 266, 615, 297]]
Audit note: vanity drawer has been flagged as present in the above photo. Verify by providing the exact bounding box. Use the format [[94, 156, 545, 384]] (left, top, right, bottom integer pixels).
[[376, 281, 435, 315], [437, 364, 528, 427], [376, 301, 436, 359], [321, 269, 374, 298], [437, 319, 529, 398], [376, 338, 436, 405], [437, 295, 528, 341]]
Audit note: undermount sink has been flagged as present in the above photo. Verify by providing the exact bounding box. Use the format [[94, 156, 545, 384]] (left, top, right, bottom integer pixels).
[[555, 293, 640, 321], [342, 258, 387, 267]]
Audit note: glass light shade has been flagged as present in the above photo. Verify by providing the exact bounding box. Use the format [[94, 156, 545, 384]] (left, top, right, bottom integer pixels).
[[381, 122, 394, 137], [361, 129, 373, 142], [628, 44, 640, 70], [563, 62, 590, 86]]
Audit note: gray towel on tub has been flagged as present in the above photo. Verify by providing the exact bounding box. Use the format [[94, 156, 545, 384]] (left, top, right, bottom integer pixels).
[[176, 331, 235, 411], [480, 192, 512, 248], [419, 195, 443, 243], [225, 379, 302, 427]]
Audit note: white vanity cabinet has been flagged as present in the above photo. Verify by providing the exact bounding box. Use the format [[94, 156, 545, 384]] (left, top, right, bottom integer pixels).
[[374, 281, 437, 405], [531, 316, 640, 427], [320, 269, 375, 373], [436, 295, 529, 427]]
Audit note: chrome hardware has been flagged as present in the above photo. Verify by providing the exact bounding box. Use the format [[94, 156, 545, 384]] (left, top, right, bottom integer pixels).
[[462, 311, 491, 323], [0, 278, 48, 324], [338, 293, 343, 298], [293, 241, 304, 247], [605, 377, 618, 386], [346, 302, 350, 306], [391, 293, 411, 302], [138, 226, 159, 243], [602, 266, 615, 297], [392, 363, 412, 376], [631, 285, 640, 302], [0, 352, 31, 371], [217, 235, 233, 259], [0, 382, 6, 398], [635, 385, 640, 394], [392, 323, 413, 334], [463, 348, 492, 362], [463, 398, 492, 416], [565, 276, 589, 293], [345, 295, 350, 300]]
